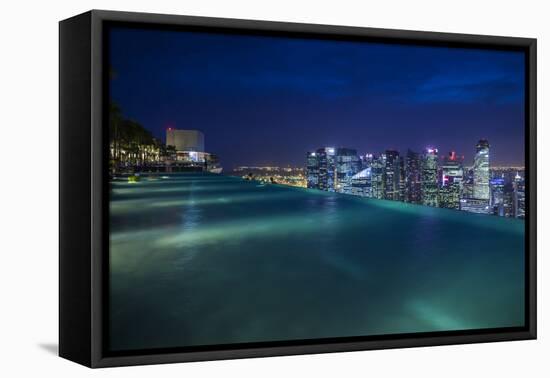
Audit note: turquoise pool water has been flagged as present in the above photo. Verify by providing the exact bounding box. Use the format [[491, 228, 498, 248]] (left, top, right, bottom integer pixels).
[[109, 173, 525, 351]]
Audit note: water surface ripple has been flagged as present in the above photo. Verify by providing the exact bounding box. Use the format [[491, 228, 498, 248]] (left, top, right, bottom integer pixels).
[[109, 173, 525, 351]]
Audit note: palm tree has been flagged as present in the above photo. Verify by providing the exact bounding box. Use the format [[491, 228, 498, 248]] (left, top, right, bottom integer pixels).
[[109, 102, 123, 171], [109, 98, 159, 172]]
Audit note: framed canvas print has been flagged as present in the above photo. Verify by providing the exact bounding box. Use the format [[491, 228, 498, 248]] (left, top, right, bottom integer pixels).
[[59, 10, 536, 368]]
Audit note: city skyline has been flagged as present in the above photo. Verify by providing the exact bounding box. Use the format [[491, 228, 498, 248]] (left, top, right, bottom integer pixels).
[[303, 139, 525, 219], [109, 27, 526, 168]]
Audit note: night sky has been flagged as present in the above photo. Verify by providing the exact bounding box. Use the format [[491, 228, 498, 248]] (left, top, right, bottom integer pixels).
[[109, 27, 525, 168]]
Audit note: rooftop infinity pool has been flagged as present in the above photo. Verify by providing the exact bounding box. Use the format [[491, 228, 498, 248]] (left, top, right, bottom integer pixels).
[[109, 173, 525, 351]]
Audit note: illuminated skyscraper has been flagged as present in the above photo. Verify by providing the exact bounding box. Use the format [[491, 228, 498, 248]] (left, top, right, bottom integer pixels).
[[350, 168, 372, 197], [439, 151, 464, 209], [398, 156, 406, 201], [490, 177, 505, 216], [370, 155, 385, 199], [421, 147, 439, 207], [335, 148, 361, 193], [383, 150, 401, 201], [514, 173, 526, 219], [502, 183, 515, 217], [360, 153, 375, 171], [316, 147, 336, 192], [462, 168, 474, 198], [473, 139, 490, 200], [405, 149, 422, 204], [306, 151, 319, 189]]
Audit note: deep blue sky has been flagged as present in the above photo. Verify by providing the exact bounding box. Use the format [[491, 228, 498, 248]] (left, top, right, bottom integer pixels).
[[109, 27, 525, 168]]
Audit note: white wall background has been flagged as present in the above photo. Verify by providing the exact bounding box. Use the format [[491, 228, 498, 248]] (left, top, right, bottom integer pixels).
[[0, 0, 547, 376]]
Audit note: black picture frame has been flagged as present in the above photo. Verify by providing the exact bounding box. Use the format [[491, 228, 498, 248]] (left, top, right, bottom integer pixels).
[[59, 9, 537, 368]]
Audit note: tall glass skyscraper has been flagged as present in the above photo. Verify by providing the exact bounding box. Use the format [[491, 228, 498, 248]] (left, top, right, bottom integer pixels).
[[370, 155, 385, 199], [335, 148, 361, 193], [317, 147, 337, 192], [462, 168, 474, 198], [473, 139, 490, 200], [514, 173, 526, 219], [398, 156, 406, 201], [350, 168, 372, 197], [490, 177, 505, 216], [383, 150, 401, 201], [360, 153, 375, 170], [405, 149, 422, 204], [306, 151, 319, 189], [502, 182, 515, 217], [421, 148, 439, 207], [439, 151, 464, 209]]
